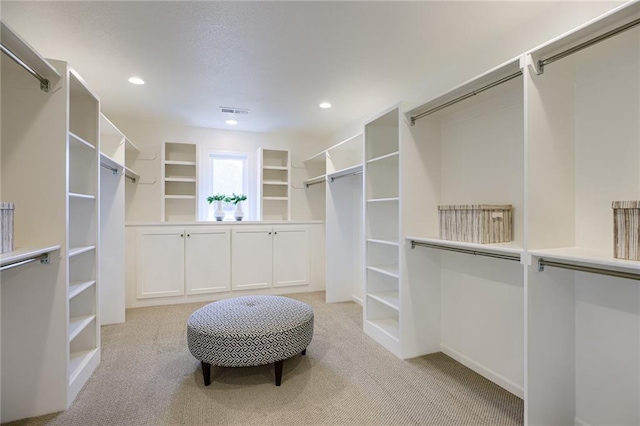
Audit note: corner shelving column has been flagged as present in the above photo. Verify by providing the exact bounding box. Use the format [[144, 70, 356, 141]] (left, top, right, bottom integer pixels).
[[67, 69, 100, 405], [162, 142, 197, 221], [364, 108, 401, 356], [325, 133, 364, 304], [259, 148, 290, 220], [99, 114, 126, 325]]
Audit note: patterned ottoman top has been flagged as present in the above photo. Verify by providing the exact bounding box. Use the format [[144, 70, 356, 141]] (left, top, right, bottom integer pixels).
[[188, 295, 313, 337]]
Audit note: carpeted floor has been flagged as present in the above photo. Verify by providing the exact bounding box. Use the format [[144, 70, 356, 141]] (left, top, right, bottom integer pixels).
[[7, 292, 523, 425]]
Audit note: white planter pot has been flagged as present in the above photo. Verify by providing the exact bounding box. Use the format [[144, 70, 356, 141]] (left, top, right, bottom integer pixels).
[[213, 201, 225, 221], [234, 202, 244, 221]]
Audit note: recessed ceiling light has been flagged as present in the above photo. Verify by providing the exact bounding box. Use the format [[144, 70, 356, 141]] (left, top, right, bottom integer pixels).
[[225, 119, 238, 126], [319, 102, 332, 109], [128, 76, 145, 85]]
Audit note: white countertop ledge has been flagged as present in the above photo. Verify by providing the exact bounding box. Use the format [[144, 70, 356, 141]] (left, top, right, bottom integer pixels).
[[126, 220, 325, 227]]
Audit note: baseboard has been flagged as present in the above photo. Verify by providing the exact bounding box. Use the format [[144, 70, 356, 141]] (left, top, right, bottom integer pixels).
[[440, 343, 524, 399], [351, 295, 363, 306], [575, 416, 592, 426]]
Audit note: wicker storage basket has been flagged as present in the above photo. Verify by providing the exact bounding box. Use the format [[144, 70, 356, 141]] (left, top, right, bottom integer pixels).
[[0, 202, 15, 254], [612, 200, 640, 260], [438, 204, 512, 244]]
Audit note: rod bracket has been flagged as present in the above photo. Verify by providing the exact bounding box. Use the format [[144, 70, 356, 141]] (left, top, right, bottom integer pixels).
[[537, 258, 545, 272], [40, 79, 50, 92], [410, 240, 416, 249], [40, 253, 50, 264]]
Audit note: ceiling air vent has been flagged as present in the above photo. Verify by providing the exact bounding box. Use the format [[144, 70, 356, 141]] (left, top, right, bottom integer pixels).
[[220, 107, 249, 115]]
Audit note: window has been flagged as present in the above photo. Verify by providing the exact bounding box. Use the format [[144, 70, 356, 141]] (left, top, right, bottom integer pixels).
[[199, 150, 255, 221]]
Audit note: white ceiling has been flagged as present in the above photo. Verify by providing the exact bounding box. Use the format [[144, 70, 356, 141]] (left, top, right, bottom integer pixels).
[[0, 1, 612, 136]]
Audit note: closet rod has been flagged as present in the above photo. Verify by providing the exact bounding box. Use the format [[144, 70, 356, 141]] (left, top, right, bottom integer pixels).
[[537, 258, 640, 281], [100, 162, 119, 175], [330, 170, 362, 183], [125, 174, 137, 183], [538, 17, 640, 74], [0, 43, 50, 92], [0, 253, 50, 272], [410, 240, 521, 262], [305, 179, 326, 188], [410, 71, 522, 125]]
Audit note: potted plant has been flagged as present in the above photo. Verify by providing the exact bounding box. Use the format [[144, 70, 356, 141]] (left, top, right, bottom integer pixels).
[[228, 193, 247, 221], [207, 194, 227, 221]]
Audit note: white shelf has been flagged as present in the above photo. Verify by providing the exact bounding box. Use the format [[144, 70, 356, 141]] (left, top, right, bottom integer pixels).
[[263, 181, 289, 186], [69, 132, 96, 151], [367, 291, 399, 310], [406, 236, 524, 257], [367, 238, 399, 247], [327, 164, 362, 180], [367, 197, 399, 203], [69, 192, 95, 200], [68, 245, 96, 258], [303, 150, 326, 164], [68, 280, 96, 300], [99, 152, 124, 172], [263, 196, 288, 201], [0, 245, 60, 268], [164, 177, 196, 183], [366, 318, 400, 340], [304, 175, 326, 187], [0, 22, 61, 90], [164, 160, 196, 166], [68, 315, 95, 342], [367, 264, 400, 278], [69, 348, 99, 384], [164, 195, 196, 200], [124, 167, 140, 182], [529, 247, 640, 273], [366, 151, 399, 165], [263, 165, 288, 171], [125, 138, 139, 154]]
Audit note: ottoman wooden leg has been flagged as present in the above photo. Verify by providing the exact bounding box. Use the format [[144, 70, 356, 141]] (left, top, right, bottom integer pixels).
[[274, 360, 284, 386], [202, 361, 211, 386], [301, 348, 306, 356]]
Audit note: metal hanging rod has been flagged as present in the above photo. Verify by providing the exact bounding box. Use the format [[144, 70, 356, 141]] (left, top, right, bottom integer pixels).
[[0, 43, 50, 92], [410, 240, 521, 262], [305, 179, 326, 188], [410, 71, 522, 125], [537, 258, 640, 281], [125, 174, 137, 183], [0, 253, 50, 272], [538, 17, 640, 74], [100, 162, 119, 175], [330, 170, 363, 183]]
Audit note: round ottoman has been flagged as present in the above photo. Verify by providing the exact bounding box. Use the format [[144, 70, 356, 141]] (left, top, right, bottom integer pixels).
[[187, 295, 314, 386]]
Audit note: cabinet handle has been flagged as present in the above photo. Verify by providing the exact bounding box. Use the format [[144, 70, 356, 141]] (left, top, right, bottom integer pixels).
[[268, 232, 272, 235], [180, 234, 184, 238], [274, 231, 278, 235], [187, 234, 191, 237]]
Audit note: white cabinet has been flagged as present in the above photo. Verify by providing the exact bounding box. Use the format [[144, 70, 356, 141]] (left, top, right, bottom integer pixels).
[[185, 227, 231, 295], [136, 227, 185, 298], [231, 225, 309, 290], [231, 227, 273, 290], [273, 226, 309, 288], [136, 226, 231, 299]]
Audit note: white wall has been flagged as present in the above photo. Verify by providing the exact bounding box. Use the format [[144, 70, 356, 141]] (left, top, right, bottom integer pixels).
[[111, 119, 328, 223], [325, 1, 624, 148]]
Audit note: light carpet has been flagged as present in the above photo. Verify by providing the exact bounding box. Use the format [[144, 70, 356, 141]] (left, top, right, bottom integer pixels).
[[7, 292, 523, 425]]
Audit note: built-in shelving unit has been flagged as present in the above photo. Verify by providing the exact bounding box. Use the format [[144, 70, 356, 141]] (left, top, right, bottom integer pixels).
[[259, 148, 290, 220], [364, 108, 401, 355], [67, 68, 100, 405], [162, 142, 197, 221], [99, 113, 128, 325], [524, 2, 640, 424]]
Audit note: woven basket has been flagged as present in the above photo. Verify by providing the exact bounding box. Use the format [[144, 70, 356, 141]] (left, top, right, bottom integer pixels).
[[438, 204, 512, 244]]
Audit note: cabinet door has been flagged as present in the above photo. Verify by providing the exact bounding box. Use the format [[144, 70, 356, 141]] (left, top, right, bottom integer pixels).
[[136, 228, 185, 299], [273, 226, 309, 287], [185, 227, 231, 295], [231, 227, 273, 290]]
